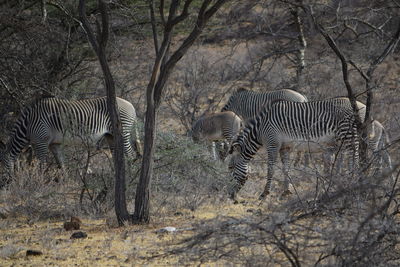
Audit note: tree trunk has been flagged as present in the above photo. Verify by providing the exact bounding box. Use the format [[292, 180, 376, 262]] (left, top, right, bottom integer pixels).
[[78, 0, 129, 224], [132, 0, 229, 224], [100, 51, 129, 224], [132, 101, 157, 223], [292, 4, 307, 91]]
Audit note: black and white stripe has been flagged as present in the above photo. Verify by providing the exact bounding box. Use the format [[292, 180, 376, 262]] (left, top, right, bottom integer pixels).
[[1, 97, 140, 173], [221, 88, 308, 122], [229, 98, 362, 201]]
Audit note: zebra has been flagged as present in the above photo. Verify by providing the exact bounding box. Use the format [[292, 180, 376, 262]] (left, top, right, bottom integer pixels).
[[222, 87, 309, 165], [228, 98, 365, 201], [221, 87, 308, 122], [191, 111, 243, 160], [0, 96, 141, 177]]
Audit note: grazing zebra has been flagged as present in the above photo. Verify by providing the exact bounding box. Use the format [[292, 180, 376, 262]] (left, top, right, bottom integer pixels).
[[228, 98, 364, 201], [0, 96, 141, 177], [191, 111, 243, 160], [222, 87, 308, 165]]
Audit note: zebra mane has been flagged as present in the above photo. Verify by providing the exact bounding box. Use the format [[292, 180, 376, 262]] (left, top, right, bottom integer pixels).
[[254, 98, 288, 120], [269, 98, 289, 107], [28, 95, 57, 108]]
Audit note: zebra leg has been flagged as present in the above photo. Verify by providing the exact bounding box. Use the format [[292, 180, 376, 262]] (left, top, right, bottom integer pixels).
[[293, 151, 308, 168], [323, 150, 336, 176], [280, 149, 292, 197], [31, 141, 50, 171], [229, 160, 249, 203], [132, 122, 142, 158], [211, 142, 217, 160], [260, 142, 280, 200], [49, 143, 65, 169], [217, 141, 230, 161]]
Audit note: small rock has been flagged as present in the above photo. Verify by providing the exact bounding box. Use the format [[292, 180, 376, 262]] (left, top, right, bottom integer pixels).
[[155, 227, 177, 234], [70, 231, 87, 239], [26, 250, 43, 256], [174, 211, 183, 216]]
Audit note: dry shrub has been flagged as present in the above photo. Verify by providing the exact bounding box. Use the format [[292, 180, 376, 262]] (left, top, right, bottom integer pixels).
[[0, 128, 231, 222], [137, 131, 231, 216], [151, 153, 400, 266], [0, 161, 81, 221]]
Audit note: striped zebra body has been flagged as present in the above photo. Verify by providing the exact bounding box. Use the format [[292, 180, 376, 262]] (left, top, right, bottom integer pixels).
[[221, 88, 308, 123], [228, 98, 363, 201], [1, 97, 141, 175]]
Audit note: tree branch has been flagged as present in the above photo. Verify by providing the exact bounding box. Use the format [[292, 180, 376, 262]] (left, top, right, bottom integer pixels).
[[148, 0, 159, 55], [305, 6, 362, 127], [154, 0, 228, 105], [78, 0, 99, 54]]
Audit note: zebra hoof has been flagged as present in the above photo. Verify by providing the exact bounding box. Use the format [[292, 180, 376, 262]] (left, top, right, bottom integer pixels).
[[229, 192, 238, 204], [259, 192, 269, 200]]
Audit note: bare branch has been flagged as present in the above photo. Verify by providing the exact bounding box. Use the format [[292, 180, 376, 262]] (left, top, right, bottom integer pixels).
[[159, 0, 166, 26], [78, 0, 99, 54], [348, 60, 369, 81], [154, 0, 228, 105], [98, 0, 109, 48], [305, 5, 362, 127], [148, 0, 159, 55], [40, 0, 47, 24], [0, 77, 24, 108], [367, 18, 400, 78]]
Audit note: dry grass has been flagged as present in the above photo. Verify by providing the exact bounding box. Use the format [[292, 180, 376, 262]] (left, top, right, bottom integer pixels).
[[1, 149, 398, 266], [0, 197, 264, 266]]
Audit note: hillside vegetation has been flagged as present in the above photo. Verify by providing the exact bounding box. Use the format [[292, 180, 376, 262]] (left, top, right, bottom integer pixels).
[[1, 0, 400, 266]]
